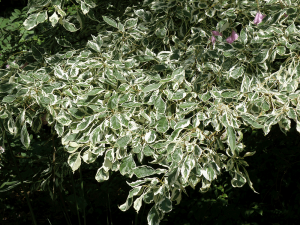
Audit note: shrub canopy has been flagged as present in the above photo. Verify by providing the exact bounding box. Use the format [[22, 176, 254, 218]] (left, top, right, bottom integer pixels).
[[1, 0, 300, 224]]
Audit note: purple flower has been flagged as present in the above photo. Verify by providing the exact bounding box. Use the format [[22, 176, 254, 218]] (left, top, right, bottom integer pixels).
[[211, 30, 222, 44], [211, 35, 216, 44], [253, 11, 266, 25], [212, 31, 222, 36], [6, 65, 10, 69], [226, 30, 239, 44], [284, 13, 288, 17]]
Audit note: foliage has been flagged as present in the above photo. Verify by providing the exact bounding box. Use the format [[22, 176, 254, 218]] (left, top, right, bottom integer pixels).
[[1, 123, 300, 224], [0, 6, 30, 67], [1, 0, 300, 224]]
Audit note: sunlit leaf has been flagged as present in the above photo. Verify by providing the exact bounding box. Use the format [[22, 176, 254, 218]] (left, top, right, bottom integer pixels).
[[68, 152, 81, 172]]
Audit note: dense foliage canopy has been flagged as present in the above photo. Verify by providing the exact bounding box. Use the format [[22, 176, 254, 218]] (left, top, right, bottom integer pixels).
[[1, 0, 300, 224]]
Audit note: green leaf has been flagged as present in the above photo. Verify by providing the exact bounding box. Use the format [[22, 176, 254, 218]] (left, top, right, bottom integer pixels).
[[229, 66, 244, 79], [221, 91, 239, 98], [86, 88, 104, 96], [171, 89, 186, 100], [227, 126, 237, 157], [158, 197, 172, 213], [231, 171, 246, 188], [154, 96, 166, 113], [32, 116, 43, 133], [167, 168, 179, 186], [7, 117, 16, 135], [120, 155, 136, 175], [133, 195, 143, 213], [243, 151, 256, 158], [143, 188, 154, 204], [285, 22, 297, 36], [0, 83, 17, 93], [92, 34, 103, 48], [54, 5, 66, 17], [119, 196, 133, 212], [125, 18, 138, 28], [32, 45, 43, 61], [21, 124, 30, 149], [241, 114, 263, 129], [87, 40, 101, 52], [107, 93, 119, 109], [127, 180, 147, 187], [68, 152, 81, 172], [288, 108, 297, 120], [134, 55, 155, 62], [90, 125, 102, 145], [23, 12, 38, 30], [156, 117, 169, 133], [170, 128, 183, 141], [121, 102, 142, 108], [181, 154, 195, 182], [55, 121, 64, 137], [153, 64, 167, 71], [49, 11, 59, 26], [116, 135, 131, 148], [119, 186, 142, 211], [239, 29, 247, 45], [82, 149, 98, 164], [36, 11, 48, 24], [147, 206, 161, 225], [201, 91, 211, 102], [133, 166, 156, 178], [56, 37, 72, 47], [253, 49, 270, 64], [145, 130, 157, 143], [178, 102, 197, 109], [84, 0, 97, 8], [175, 119, 190, 129], [81, 1, 89, 14], [102, 16, 118, 28], [242, 167, 259, 193], [119, 114, 129, 127], [203, 163, 217, 181], [155, 27, 167, 38], [62, 19, 79, 32], [76, 115, 95, 131], [110, 115, 121, 130], [143, 145, 154, 156], [95, 167, 109, 182], [276, 46, 285, 55], [142, 83, 162, 93]]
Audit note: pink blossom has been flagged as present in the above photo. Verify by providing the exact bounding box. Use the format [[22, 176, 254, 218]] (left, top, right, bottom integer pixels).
[[6, 65, 9, 69], [211, 35, 216, 44], [211, 30, 222, 44], [284, 13, 288, 17], [253, 11, 266, 25], [212, 31, 222, 36], [226, 30, 239, 44]]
